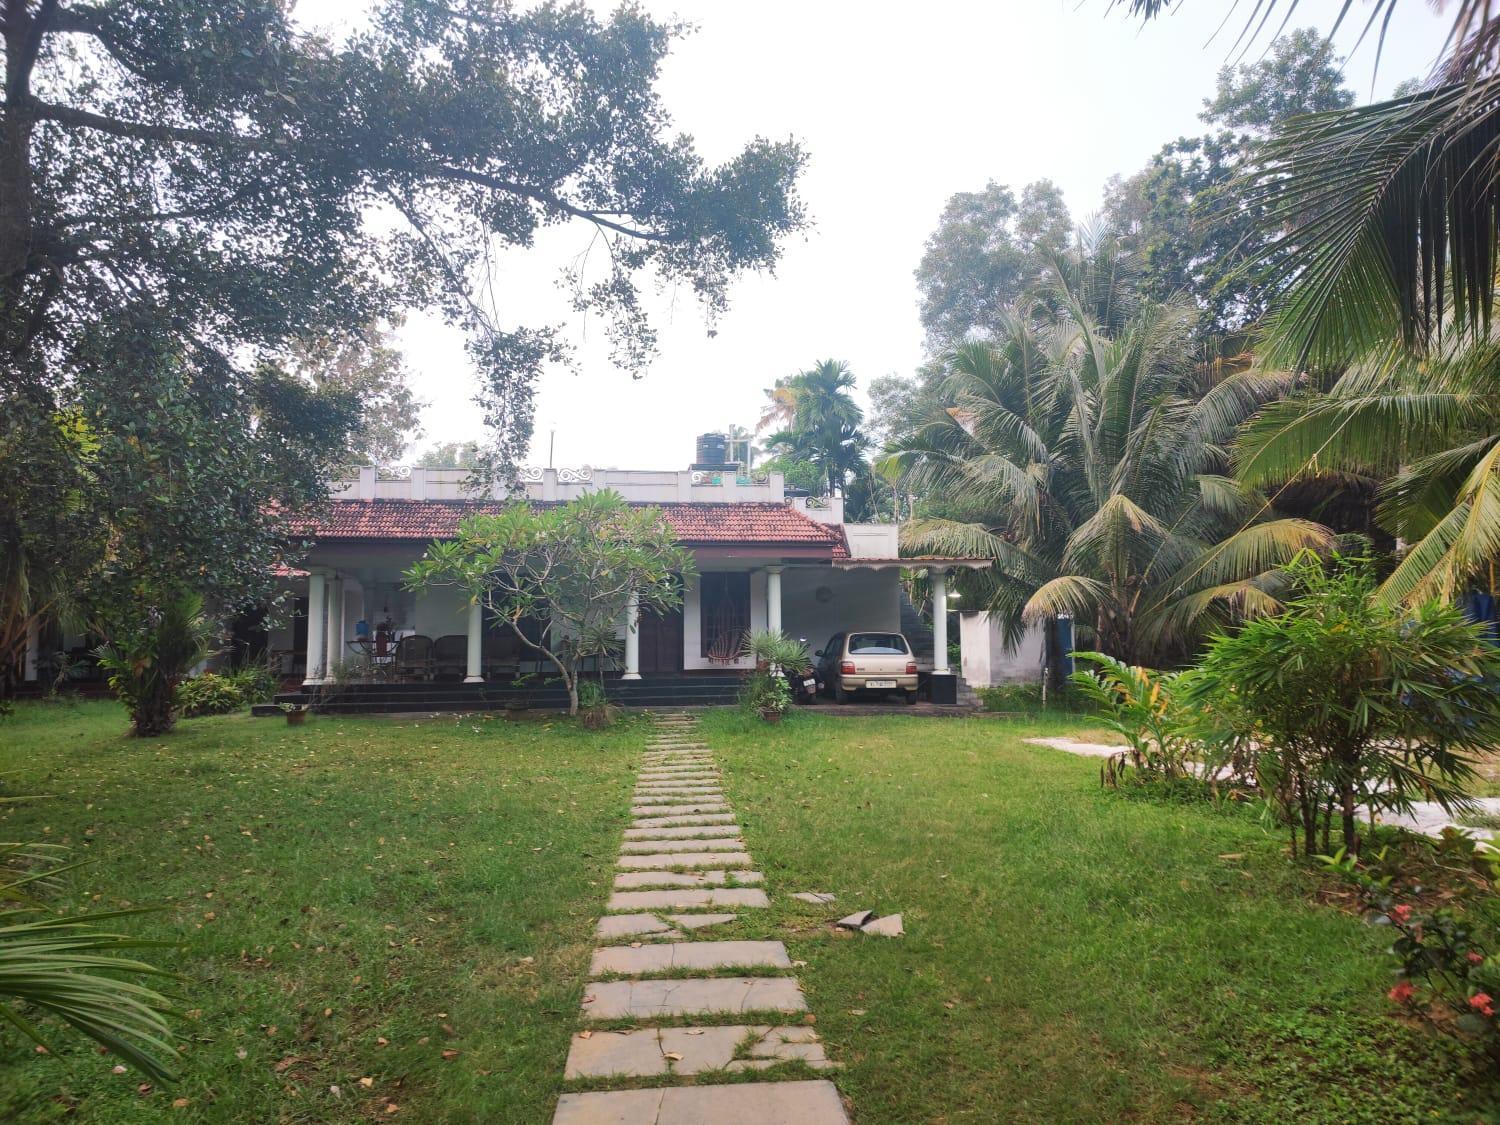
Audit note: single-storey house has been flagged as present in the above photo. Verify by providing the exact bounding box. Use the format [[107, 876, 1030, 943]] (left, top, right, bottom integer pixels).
[[251, 461, 989, 709]]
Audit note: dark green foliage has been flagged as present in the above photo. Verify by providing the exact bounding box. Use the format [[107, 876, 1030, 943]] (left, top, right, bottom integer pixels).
[[175, 668, 274, 719], [96, 591, 215, 737], [884, 237, 1329, 664], [2, 0, 806, 476]]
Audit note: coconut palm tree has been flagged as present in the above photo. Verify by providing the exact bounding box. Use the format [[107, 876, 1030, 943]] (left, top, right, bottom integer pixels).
[[881, 237, 1331, 666], [760, 359, 869, 497], [1236, 336, 1500, 605]]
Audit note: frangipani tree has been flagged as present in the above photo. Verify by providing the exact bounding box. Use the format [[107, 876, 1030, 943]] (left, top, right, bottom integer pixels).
[[405, 491, 695, 715], [881, 237, 1331, 666]]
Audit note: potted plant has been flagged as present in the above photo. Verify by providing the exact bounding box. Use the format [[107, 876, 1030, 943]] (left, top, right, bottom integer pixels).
[[577, 679, 618, 730], [280, 702, 309, 726], [744, 667, 793, 723]]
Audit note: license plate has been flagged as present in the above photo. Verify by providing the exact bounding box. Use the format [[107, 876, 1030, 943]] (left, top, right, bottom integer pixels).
[[803, 679, 817, 690], [865, 679, 897, 689]]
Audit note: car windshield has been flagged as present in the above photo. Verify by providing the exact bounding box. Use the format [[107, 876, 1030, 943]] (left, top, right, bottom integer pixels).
[[848, 632, 908, 655]]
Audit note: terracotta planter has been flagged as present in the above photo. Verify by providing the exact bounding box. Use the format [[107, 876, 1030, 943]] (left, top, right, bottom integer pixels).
[[760, 708, 783, 724], [285, 708, 308, 726]]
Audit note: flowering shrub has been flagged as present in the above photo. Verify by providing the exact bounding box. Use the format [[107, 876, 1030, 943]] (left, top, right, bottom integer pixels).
[[1323, 840, 1500, 1057]]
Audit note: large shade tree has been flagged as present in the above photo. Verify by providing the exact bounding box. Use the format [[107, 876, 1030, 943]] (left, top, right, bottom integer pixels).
[[0, 0, 804, 704], [881, 237, 1331, 665]]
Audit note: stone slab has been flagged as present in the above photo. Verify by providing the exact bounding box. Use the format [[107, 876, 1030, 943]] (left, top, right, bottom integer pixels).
[[612, 870, 762, 889], [668, 911, 738, 930], [563, 1025, 831, 1080], [594, 913, 674, 940], [633, 785, 723, 795], [590, 940, 791, 977], [637, 775, 718, 783], [630, 794, 726, 807], [791, 892, 837, 905], [631, 812, 737, 829], [631, 802, 730, 817], [553, 1080, 848, 1125], [617, 851, 753, 870], [620, 836, 745, 854], [606, 887, 770, 912], [623, 824, 741, 840], [861, 913, 904, 937], [581, 975, 806, 1019]]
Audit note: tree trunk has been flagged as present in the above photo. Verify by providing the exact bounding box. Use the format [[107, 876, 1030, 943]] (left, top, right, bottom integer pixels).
[[130, 679, 177, 737]]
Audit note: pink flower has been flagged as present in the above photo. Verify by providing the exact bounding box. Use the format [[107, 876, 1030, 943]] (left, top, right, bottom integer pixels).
[[1390, 904, 1413, 924], [1470, 992, 1495, 1018], [1389, 981, 1416, 1004], [1468, 951, 1485, 965]]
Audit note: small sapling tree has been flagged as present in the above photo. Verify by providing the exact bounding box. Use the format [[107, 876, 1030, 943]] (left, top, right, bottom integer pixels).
[[406, 491, 695, 715]]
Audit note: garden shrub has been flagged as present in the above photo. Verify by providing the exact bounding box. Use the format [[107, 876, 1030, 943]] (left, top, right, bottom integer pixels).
[[1323, 833, 1500, 1061], [1069, 653, 1198, 782], [1185, 553, 1500, 858], [176, 672, 245, 717]]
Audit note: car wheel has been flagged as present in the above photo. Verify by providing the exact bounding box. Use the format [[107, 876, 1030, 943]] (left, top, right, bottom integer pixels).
[[904, 691, 918, 706], [834, 682, 849, 704]]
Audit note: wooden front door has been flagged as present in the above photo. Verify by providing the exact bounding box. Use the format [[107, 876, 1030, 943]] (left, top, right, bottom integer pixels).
[[637, 607, 684, 674]]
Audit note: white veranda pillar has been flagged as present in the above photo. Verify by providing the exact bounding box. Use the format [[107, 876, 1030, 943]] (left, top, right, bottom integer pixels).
[[622, 588, 641, 680], [931, 567, 950, 674], [766, 566, 783, 634], [24, 617, 39, 682], [323, 575, 343, 679], [465, 601, 484, 683], [304, 572, 326, 686]]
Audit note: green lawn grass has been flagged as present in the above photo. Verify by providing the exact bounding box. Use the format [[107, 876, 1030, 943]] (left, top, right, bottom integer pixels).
[[0, 700, 647, 1122], [1, 701, 1495, 1122]]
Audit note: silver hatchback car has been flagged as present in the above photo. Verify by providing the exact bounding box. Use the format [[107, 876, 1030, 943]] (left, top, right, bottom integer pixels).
[[815, 631, 919, 704]]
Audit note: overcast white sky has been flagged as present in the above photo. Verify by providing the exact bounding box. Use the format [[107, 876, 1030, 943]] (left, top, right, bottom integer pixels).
[[303, 1, 1452, 470]]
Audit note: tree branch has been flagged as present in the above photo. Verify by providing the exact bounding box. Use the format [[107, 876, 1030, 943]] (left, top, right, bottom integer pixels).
[[33, 101, 676, 245], [431, 164, 671, 243], [5, 0, 59, 104]]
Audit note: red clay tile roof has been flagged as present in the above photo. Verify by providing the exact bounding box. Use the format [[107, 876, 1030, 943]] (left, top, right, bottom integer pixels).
[[286, 499, 849, 557]]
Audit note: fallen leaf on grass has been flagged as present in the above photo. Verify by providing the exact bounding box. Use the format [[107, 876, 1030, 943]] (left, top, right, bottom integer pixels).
[[663, 1052, 683, 1061], [1217, 853, 1244, 861], [358, 1077, 374, 1089], [441, 1049, 460, 1061]]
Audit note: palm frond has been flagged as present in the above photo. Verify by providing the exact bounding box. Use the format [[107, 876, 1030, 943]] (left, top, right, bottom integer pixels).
[[1155, 518, 1333, 598], [1379, 437, 1500, 603], [1021, 575, 1108, 624], [1249, 80, 1500, 366]]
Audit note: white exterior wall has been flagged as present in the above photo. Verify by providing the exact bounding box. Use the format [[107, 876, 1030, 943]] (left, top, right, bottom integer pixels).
[[960, 612, 1046, 685], [332, 467, 787, 505], [782, 568, 901, 653], [414, 585, 470, 640]]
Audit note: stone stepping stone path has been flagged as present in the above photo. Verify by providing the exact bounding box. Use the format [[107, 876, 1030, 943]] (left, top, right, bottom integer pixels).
[[553, 712, 848, 1124]]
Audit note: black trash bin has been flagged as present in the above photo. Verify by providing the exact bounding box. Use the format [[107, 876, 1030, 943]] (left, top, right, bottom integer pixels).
[[929, 672, 958, 705]]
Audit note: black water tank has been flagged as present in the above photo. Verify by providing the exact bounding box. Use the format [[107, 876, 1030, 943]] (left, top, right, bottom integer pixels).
[[695, 432, 728, 466]]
